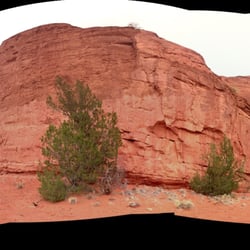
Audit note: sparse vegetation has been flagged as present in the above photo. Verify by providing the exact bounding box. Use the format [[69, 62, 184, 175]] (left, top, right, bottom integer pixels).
[[128, 22, 140, 29], [190, 136, 245, 196], [38, 76, 122, 202]]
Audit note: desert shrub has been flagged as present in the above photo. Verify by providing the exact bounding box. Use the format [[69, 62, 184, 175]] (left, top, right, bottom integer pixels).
[[190, 136, 244, 196], [38, 76, 122, 201], [128, 22, 140, 29], [38, 168, 67, 202]]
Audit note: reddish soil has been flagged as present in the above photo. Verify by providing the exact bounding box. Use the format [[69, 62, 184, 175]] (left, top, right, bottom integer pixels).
[[1, 174, 250, 225]]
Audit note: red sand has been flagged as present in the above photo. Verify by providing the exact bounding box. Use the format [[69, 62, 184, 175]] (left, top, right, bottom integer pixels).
[[1, 174, 250, 224]]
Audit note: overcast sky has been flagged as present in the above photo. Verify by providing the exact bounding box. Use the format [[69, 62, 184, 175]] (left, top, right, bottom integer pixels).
[[0, 0, 250, 77]]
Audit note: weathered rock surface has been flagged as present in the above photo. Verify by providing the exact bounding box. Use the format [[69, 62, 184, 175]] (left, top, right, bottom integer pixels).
[[0, 23, 250, 190]]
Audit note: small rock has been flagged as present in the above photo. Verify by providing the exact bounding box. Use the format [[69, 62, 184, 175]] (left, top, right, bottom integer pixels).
[[125, 190, 133, 196], [93, 201, 101, 207], [152, 190, 160, 195], [68, 197, 77, 204], [139, 188, 147, 195], [87, 194, 93, 200], [130, 195, 136, 200], [128, 201, 140, 208], [174, 199, 194, 209], [16, 181, 24, 189], [179, 189, 186, 198]]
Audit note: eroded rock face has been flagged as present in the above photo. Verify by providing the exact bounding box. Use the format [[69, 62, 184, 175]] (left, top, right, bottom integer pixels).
[[1, 24, 249, 190]]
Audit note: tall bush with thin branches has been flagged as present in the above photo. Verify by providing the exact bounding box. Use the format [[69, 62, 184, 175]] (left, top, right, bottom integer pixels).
[[38, 76, 122, 201]]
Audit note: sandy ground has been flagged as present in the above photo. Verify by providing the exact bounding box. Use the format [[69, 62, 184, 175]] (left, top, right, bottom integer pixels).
[[1, 173, 250, 224]]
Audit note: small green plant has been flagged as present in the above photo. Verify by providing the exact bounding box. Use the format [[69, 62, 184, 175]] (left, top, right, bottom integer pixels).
[[38, 168, 67, 202], [190, 136, 244, 196], [38, 76, 122, 201]]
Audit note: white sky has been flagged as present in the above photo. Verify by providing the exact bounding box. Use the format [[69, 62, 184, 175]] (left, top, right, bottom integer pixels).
[[0, 0, 250, 77]]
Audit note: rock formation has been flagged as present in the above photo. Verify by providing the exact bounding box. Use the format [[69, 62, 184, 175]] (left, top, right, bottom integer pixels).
[[0, 23, 249, 190]]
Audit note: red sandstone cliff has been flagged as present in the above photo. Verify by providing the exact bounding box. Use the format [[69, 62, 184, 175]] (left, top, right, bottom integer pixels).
[[0, 23, 250, 190]]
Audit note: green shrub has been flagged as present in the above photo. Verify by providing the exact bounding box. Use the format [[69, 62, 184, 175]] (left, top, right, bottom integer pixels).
[[190, 136, 244, 196], [38, 169, 67, 202], [38, 76, 122, 201]]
